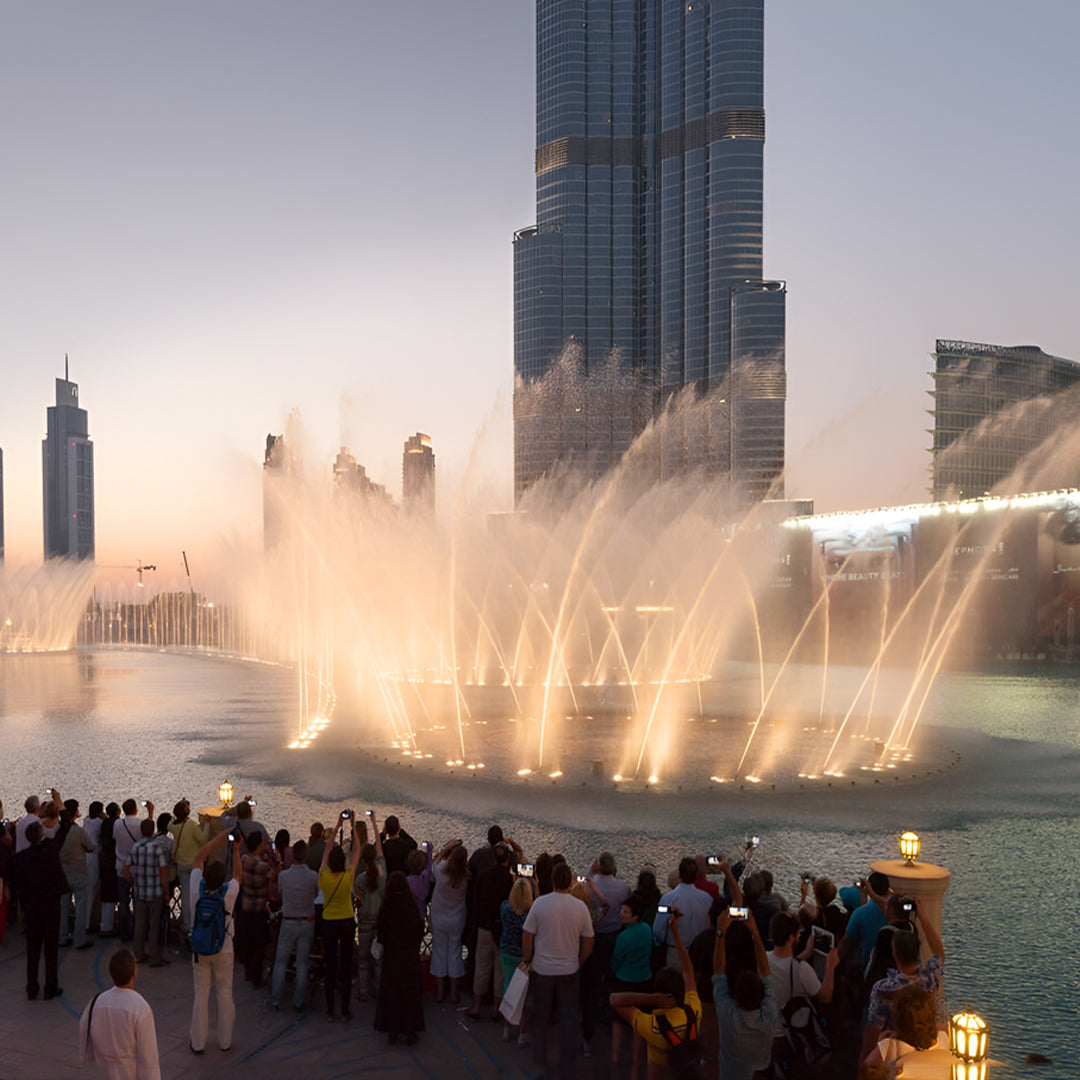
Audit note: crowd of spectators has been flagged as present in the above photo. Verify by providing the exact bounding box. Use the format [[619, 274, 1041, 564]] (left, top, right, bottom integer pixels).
[[0, 790, 949, 1078]]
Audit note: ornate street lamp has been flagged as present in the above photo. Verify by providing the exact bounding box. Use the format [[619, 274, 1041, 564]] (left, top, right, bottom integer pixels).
[[218, 780, 234, 808], [949, 1009, 989, 1070], [899, 830, 921, 863]]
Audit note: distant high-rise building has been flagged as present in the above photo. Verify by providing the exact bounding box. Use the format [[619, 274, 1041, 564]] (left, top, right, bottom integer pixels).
[[402, 433, 435, 514], [513, 0, 786, 502], [263, 432, 290, 550], [929, 339, 1080, 500], [333, 446, 393, 506], [42, 357, 94, 560], [0, 444, 5, 566]]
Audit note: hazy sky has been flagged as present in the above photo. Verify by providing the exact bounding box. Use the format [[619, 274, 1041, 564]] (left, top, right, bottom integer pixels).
[[1, 2, 1077, 589]]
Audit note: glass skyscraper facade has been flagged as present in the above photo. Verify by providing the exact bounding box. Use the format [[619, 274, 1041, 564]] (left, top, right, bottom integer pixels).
[[402, 432, 436, 515], [930, 339, 1080, 501], [42, 366, 94, 560], [514, 0, 786, 501]]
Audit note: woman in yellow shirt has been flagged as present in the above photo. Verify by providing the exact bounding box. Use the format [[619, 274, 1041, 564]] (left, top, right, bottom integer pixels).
[[319, 810, 362, 1022], [167, 799, 209, 938], [611, 907, 703, 1079]]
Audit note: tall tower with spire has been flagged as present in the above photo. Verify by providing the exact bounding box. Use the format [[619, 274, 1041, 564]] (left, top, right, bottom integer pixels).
[[513, 0, 787, 503], [42, 355, 95, 560]]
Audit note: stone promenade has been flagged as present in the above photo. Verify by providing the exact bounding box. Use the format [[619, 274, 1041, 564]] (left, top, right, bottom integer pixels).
[[0, 928, 628, 1079]]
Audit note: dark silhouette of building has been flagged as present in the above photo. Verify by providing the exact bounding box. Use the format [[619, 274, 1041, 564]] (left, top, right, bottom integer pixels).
[[263, 433, 291, 550], [402, 433, 435, 514], [930, 339, 1080, 500], [333, 446, 393, 507], [513, 0, 786, 502], [42, 357, 94, 560]]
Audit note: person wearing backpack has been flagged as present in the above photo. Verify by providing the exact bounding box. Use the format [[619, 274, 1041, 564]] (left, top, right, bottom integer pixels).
[[188, 829, 242, 1054], [611, 906, 704, 1079], [767, 911, 838, 1077]]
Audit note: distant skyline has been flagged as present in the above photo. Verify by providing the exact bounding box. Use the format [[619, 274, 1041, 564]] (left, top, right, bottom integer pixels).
[[1, 2, 1078, 591]]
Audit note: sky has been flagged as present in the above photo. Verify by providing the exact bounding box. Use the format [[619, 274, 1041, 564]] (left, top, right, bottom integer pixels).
[[1, 1, 1078, 591]]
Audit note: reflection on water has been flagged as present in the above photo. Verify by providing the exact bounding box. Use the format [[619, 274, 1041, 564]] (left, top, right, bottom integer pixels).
[[0, 651, 96, 721], [0, 650, 1075, 1076]]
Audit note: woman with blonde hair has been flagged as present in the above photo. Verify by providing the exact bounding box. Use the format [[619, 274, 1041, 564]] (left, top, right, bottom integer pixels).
[[499, 876, 535, 1044], [568, 874, 606, 1056]]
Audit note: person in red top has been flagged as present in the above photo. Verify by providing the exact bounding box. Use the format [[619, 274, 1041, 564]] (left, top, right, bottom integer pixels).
[[693, 854, 721, 901]]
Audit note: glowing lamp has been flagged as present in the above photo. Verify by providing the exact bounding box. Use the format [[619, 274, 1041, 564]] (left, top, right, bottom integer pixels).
[[949, 1010, 989, 1063], [218, 781, 233, 807], [951, 1063, 987, 1080], [899, 830, 921, 862]]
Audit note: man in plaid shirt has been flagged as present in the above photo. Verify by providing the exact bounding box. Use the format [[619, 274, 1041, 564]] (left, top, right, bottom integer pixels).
[[122, 820, 170, 968], [237, 832, 275, 988]]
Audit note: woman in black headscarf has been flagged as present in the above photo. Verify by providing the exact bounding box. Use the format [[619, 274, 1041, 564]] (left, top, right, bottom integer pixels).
[[374, 870, 425, 1045]]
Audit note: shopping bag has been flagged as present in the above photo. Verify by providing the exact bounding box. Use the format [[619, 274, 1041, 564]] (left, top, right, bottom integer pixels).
[[498, 961, 530, 1026]]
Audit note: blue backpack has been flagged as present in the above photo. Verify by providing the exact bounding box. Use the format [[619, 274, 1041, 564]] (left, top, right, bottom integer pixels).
[[190, 879, 228, 959]]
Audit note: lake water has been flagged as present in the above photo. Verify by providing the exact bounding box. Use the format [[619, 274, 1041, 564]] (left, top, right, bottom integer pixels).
[[2, 649, 1077, 1077]]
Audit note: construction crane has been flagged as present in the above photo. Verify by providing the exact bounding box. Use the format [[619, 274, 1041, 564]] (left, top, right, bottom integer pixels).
[[96, 560, 157, 587]]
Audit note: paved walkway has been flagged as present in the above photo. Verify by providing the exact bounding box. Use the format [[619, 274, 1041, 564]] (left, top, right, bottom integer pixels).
[[0, 928, 630, 1079]]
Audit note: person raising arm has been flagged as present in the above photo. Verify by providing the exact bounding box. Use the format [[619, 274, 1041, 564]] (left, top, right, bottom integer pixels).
[[192, 828, 242, 882], [610, 907, 699, 1080]]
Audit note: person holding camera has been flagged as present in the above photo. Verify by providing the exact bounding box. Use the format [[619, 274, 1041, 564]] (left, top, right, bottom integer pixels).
[[17, 815, 73, 1001], [845, 872, 891, 970], [188, 829, 243, 1053], [121, 818, 169, 968], [430, 837, 470, 1004], [237, 831, 275, 987], [611, 905, 700, 1079], [522, 861, 595, 1080], [269, 839, 320, 1011], [353, 811, 386, 1004], [654, 857, 714, 968], [712, 871, 777, 1079], [859, 895, 945, 1063], [320, 809, 362, 1022], [113, 799, 154, 943]]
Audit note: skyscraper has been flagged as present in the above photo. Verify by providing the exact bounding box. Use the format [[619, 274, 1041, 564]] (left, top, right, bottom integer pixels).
[[402, 432, 435, 515], [333, 445, 393, 506], [42, 358, 94, 560], [513, 0, 786, 502], [929, 339, 1080, 500], [263, 432, 290, 551]]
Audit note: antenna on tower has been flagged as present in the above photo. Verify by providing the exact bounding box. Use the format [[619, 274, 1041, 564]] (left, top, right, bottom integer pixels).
[[65, 353, 69, 381]]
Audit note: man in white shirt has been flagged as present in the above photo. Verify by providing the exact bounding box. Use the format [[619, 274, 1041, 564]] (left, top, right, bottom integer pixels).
[[58, 799, 95, 949], [522, 862, 594, 1080], [15, 790, 60, 853], [188, 830, 242, 1054], [766, 910, 837, 1056], [269, 839, 320, 1010], [79, 947, 160, 1080]]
